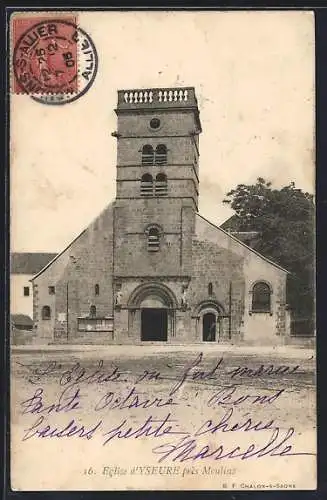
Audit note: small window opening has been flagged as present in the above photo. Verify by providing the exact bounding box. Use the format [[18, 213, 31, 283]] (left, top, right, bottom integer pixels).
[[150, 118, 161, 129], [148, 227, 160, 252], [89, 305, 97, 317], [42, 305, 51, 320]]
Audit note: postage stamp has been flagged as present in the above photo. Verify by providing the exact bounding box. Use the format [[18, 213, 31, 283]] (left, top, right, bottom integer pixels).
[[11, 13, 98, 104]]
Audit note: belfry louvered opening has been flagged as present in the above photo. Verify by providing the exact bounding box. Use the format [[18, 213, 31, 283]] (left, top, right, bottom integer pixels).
[[141, 173, 154, 196], [155, 144, 167, 165], [155, 173, 168, 196], [142, 145, 154, 166]]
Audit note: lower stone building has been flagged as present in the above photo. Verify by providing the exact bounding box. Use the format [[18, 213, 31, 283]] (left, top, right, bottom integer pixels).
[[10, 252, 57, 318], [31, 87, 290, 345]]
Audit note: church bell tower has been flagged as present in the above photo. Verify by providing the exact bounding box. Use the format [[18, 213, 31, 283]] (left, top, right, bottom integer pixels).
[[113, 87, 202, 282]]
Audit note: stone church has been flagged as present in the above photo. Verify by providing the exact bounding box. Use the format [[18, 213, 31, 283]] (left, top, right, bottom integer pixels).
[[31, 87, 290, 345]]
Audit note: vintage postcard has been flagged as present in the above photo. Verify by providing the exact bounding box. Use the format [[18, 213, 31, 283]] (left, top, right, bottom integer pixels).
[[9, 10, 316, 491]]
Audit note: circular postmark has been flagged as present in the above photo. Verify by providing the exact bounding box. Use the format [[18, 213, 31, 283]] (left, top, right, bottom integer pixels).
[[13, 19, 98, 105]]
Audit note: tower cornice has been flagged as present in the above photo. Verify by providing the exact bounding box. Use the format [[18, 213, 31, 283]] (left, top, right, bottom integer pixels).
[[115, 87, 202, 133]]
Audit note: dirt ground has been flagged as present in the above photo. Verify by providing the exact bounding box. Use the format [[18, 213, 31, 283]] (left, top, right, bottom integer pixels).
[[10, 345, 316, 490]]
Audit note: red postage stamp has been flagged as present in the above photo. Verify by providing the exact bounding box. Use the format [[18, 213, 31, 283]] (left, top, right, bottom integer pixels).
[[12, 14, 79, 94]]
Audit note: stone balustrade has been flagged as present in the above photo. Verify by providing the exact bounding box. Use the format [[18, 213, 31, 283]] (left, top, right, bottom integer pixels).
[[117, 87, 197, 108]]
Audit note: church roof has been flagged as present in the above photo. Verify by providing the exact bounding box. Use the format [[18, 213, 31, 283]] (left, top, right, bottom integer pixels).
[[11, 314, 33, 327], [196, 213, 290, 274], [11, 253, 57, 274], [220, 214, 244, 231], [29, 203, 289, 280], [220, 214, 260, 235], [31, 202, 114, 280], [30, 230, 87, 280]]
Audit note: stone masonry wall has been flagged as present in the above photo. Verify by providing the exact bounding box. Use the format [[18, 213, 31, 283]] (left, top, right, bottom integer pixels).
[[33, 203, 114, 344], [195, 213, 289, 343], [190, 239, 245, 341]]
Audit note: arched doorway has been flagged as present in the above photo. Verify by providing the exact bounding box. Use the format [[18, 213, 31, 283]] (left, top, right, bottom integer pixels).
[[128, 283, 177, 341], [202, 312, 216, 341], [140, 294, 168, 341], [193, 300, 226, 343], [141, 309, 168, 341]]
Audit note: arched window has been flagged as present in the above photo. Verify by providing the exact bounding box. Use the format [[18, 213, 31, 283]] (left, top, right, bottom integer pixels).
[[90, 305, 97, 317], [147, 227, 160, 252], [252, 282, 271, 312], [208, 282, 213, 296], [155, 144, 167, 165], [95, 284, 99, 296], [155, 173, 167, 196], [42, 305, 51, 320], [142, 145, 154, 166], [140, 173, 153, 196]]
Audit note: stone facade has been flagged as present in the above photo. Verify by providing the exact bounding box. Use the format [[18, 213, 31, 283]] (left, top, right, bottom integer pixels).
[[31, 87, 290, 345]]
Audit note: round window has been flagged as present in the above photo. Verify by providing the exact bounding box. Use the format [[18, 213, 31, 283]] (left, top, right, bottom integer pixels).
[[150, 118, 161, 129]]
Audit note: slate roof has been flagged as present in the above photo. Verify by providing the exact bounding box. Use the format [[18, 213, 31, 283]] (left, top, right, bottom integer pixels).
[[220, 215, 260, 247], [11, 253, 57, 275], [11, 314, 33, 327], [220, 214, 240, 231], [220, 214, 260, 232]]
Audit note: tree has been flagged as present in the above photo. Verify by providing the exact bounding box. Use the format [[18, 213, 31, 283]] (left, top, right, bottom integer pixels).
[[223, 178, 315, 323]]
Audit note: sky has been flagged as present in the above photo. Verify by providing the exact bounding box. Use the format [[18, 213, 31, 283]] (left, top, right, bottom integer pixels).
[[10, 10, 315, 252]]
